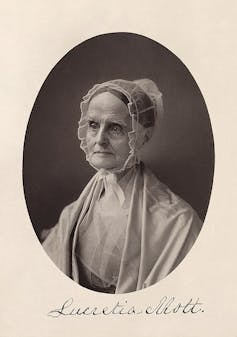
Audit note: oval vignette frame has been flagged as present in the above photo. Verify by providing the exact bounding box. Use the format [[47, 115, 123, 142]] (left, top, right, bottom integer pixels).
[[23, 32, 215, 293]]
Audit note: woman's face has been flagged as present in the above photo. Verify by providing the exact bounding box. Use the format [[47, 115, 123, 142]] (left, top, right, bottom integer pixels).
[[85, 91, 132, 171]]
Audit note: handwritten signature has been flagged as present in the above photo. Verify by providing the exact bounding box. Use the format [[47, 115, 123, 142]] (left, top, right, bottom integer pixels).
[[48, 296, 204, 317]]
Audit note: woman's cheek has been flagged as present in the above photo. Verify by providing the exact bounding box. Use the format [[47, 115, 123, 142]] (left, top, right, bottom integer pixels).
[[114, 139, 130, 159], [86, 134, 94, 151]]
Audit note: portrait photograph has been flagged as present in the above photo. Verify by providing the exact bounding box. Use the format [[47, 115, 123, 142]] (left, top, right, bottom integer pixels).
[[1, 1, 237, 337], [23, 32, 214, 294]]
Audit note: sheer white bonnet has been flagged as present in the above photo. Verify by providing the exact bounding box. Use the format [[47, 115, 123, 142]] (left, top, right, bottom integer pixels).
[[78, 79, 164, 172]]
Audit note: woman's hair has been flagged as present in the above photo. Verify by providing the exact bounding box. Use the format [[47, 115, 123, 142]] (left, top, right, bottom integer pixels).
[[87, 84, 156, 129]]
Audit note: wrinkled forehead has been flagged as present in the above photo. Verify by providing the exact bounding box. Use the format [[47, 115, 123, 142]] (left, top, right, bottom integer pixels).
[[87, 91, 131, 127], [88, 90, 128, 111], [89, 86, 130, 107], [82, 81, 155, 128]]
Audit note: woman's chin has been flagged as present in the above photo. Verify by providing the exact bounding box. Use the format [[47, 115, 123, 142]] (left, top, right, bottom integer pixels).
[[90, 158, 116, 171], [89, 158, 126, 172]]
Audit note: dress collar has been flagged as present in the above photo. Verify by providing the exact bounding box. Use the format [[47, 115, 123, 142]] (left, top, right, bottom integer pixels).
[[97, 168, 135, 207]]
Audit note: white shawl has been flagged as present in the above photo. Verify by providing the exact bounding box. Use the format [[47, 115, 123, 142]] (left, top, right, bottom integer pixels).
[[43, 163, 202, 293]]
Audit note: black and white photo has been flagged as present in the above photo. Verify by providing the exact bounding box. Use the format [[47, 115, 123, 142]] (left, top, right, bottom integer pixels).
[[23, 33, 214, 293]]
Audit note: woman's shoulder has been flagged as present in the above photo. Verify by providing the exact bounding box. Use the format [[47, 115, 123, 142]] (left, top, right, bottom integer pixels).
[[142, 164, 202, 227]]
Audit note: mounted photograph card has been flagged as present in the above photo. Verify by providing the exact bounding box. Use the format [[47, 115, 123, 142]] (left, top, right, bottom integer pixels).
[[1, 1, 236, 337], [23, 33, 214, 295]]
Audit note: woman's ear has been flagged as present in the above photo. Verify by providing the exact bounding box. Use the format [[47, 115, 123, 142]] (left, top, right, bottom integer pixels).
[[143, 134, 149, 145], [143, 128, 153, 145]]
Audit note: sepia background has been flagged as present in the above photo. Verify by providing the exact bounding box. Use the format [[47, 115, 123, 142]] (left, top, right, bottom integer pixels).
[[1, 1, 237, 336], [22, 33, 214, 237]]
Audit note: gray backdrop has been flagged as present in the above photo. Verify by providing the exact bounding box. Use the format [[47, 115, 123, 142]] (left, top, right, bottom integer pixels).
[[23, 33, 214, 238]]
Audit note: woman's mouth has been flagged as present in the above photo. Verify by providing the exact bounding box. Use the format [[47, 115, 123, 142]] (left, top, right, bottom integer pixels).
[[93, 151, 113, 155]]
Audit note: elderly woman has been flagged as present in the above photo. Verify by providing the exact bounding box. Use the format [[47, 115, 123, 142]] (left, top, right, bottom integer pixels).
[[43, 78, 202, 294]]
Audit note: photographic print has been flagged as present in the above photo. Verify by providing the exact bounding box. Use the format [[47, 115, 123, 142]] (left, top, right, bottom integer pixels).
[[23, 33, 214, 294], [1, 1, 236, 337]]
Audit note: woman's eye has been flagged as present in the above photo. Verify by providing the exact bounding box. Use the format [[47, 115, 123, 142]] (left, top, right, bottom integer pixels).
[[110, 124, 124, 135], [88, 121, 98, 130]]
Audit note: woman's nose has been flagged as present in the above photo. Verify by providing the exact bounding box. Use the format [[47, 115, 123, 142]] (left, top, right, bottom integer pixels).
[[95, 127, 108, 145]]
